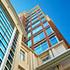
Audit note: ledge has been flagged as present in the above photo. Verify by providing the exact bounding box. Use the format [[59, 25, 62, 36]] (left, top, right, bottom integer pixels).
[[36, 49, 70, 70]]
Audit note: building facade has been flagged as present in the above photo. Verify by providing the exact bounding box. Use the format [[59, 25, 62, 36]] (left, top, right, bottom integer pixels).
[[19, 6, 70, 70], [0, 0, 24, 70]]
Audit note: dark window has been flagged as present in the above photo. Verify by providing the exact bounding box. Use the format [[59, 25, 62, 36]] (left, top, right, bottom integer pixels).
[[6, 60, 11, 70]]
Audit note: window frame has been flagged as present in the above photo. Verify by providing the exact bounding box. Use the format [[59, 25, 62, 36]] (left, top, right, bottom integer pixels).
[[20, 50, 25, 61], [50, 36, 59, 46]]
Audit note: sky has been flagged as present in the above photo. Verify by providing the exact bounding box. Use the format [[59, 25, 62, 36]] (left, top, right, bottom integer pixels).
[[10, 0, 70, 44]]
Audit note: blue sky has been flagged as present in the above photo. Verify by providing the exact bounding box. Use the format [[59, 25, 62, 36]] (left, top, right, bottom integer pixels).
[[10, 0, 70, 44]]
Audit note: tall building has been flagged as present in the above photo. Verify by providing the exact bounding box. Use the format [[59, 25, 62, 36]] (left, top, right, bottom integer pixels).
[[19, 6, 70, 70], [0, 0, 70, 70], [0, 0, 24, 70]]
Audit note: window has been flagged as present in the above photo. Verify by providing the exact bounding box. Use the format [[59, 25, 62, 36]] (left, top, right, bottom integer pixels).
[[0, 59, 2, 66], [42, 54, 50, 62], [5, 30, 19, 70], [34, 35, 39, 44], [28, 32, 31, 38], [28, 27, 31, 31], [46, 27, 53, 36], [40, 14, 44, 18], [27, 22, 31, 26], [4, 67, 8, 70], [20, 50, 25, 61], [27, 12, 37, 20], [28, 40, 32, 47], [43, 22, 49, 27], [34, 45, 42, 55], [39, 32, 45, 40], [8, 54, 13, 63], [0, 34, 7, 49], [50, 36, 59, 46], [32, 14, 37, 20], [41, 17, 46, 22], [41, 41, 48, 51], [38, 11, 42, 15], [32, 21, 40, 28], [0, 5, 14, 62], [33, 26, 42, 34], [6, 60, 11, 70], [32, 18, 38, 23], [10, 50, 14, 58], [0, 28, 9, 43], [0, 22, 10, 40], [0, 41, 6, 53], [11, 46, 15, 53], [0, 50, 4, 60], [34, 42, 48, 55], [29, 10, 36, 17], [0, 7, 14, 32], [34, 32, 45, 44], [27, 10, 41, 22]]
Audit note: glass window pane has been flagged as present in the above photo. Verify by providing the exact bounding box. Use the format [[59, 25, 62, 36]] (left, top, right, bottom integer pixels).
[[41, 42, 48, 51], [0, 6, 14, 30], [0, 50, 4, 60], [27, 22, 31, 26], [0, 18, 12, 37], [33, 26, 42, 34], [34, 42, 49, 55], [10, 50, 14, 58], [32, 14, 37, 20], [43, 22, 49, 27], [34, 32, 45, 44], [0, 42, 6, 53], [4, 67, 8, 70], [32, 21, 40, 28], [8, 54, 13, 63], [0, 23, 10, 40], [0, 12, 13, 35], [41, 17, 46, 22], [42, 54, 50, 62], [34, 45, 42, 55], [34, 35, 40, 44], [0, 28, 9, 43], [0, 34, 7, 48], [28, 32, 31, 38], [46, 27, 53, 36], [28, 40, 32, 47], [20, 50, 25, 61], [32, 18, 38, 23], [28, 27, 31, 31], [40, 14, 44, 18], [6, 60, 11, 70], [39, 32, 45, 40], [50, 36, 59, 46]]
